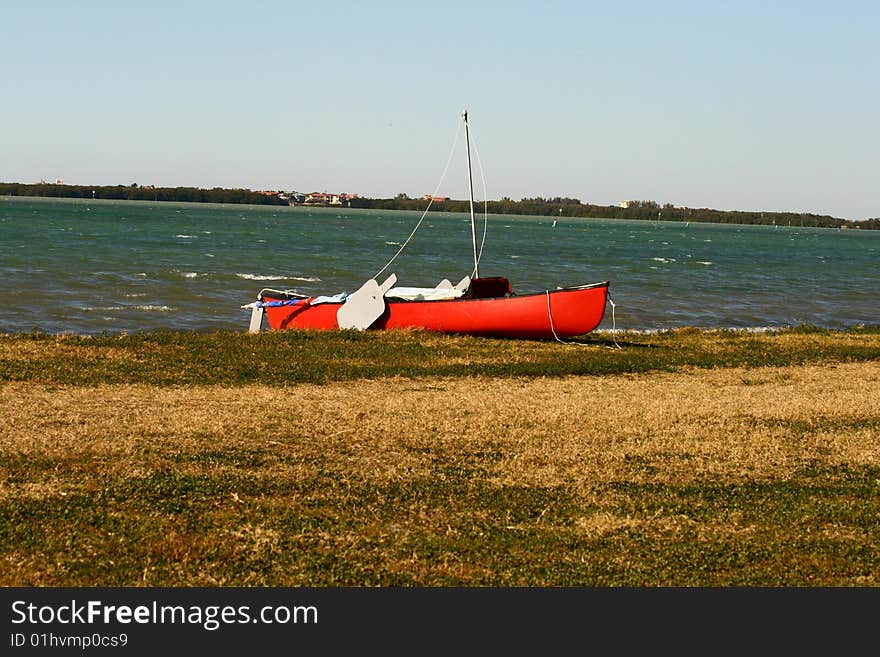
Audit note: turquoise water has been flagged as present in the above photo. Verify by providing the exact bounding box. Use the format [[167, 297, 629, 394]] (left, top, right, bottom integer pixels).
[[1, 196, 878, 335]]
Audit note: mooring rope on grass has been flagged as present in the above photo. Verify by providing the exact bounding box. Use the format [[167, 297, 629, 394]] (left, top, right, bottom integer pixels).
[[608, 293, 621, 349], [546, 290, 621, 349]]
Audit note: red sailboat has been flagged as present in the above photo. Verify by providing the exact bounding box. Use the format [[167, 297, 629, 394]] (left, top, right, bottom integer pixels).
[[244, 111, 610, 340]]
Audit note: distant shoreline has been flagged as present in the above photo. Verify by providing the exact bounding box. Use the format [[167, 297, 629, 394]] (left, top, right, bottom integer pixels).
[[2, 183, 878, 229]]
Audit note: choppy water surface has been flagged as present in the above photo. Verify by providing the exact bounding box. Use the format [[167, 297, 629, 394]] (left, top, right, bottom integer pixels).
[[1, 196, 878, 335]]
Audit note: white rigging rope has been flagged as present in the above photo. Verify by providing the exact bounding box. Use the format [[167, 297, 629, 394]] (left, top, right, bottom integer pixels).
[[469, 131, 490, 275], [372, 119, 463, 281]]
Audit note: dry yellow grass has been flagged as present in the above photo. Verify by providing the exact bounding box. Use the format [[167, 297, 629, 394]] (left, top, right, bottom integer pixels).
[[3, 361, 878, 495], [3, 359, 879, 586], [0, 338, 137, 362]]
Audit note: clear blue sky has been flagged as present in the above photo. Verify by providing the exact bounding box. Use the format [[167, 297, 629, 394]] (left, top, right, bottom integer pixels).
[[3, 1, 877, 219]]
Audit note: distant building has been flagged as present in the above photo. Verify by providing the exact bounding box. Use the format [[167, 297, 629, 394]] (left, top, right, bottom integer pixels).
[[423, 195, 450, 202], [619, 200, 634, 208], [298, 192, 359, 206]]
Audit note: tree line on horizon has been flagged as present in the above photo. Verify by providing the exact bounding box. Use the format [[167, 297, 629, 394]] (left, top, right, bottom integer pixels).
[[352, 195, 879, 229], [0, 182, 287, 206], [2, 182, 877, 230]]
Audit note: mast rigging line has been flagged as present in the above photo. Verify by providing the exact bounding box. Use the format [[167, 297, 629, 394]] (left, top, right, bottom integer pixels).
[[468, 126, 490, 275], [372, 112, 489, 282], [464, 110, 479, 278]]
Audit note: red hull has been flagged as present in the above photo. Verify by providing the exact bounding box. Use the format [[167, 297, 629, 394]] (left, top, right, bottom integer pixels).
[[261, 282, 609, 339]]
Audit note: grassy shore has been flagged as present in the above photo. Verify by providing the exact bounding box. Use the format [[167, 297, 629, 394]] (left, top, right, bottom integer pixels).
[[2, 326, 879, 586]]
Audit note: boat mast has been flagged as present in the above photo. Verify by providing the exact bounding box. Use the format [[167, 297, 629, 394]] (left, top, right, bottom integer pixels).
[[463, 109, 479, 279]]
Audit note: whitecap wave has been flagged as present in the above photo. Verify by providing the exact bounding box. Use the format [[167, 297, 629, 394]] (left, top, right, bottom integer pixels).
[[695, 261, 713, 266], [175, 234, 195, 238], [236, 273, 288, 281], [133, 305, 174, 312], [83, 305, 173, 312], [236, 273, 321, 282], [601, 326, 789, 335]]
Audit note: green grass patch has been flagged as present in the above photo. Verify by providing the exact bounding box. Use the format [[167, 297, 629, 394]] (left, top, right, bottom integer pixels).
[[3, 450, 879, 586], [2, 326, 878, 385], [3, 325, 879, 586]]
